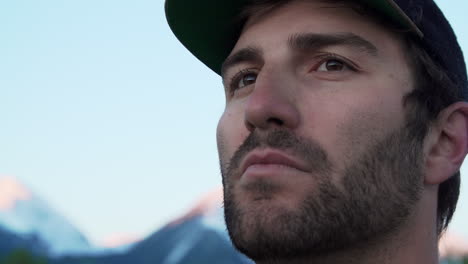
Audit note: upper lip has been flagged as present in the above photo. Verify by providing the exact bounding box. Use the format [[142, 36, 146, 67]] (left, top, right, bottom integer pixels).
[[240, 149, 309, 175]]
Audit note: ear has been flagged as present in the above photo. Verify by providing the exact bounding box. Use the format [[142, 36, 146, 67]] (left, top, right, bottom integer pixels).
[[425, 102, 468, 185]]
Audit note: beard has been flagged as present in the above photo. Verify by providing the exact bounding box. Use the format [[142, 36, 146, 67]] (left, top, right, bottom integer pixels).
[[219, 115, 425, 262]]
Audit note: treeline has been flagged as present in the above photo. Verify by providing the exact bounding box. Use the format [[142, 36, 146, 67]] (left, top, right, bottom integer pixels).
[[0, 249, 47, 264]]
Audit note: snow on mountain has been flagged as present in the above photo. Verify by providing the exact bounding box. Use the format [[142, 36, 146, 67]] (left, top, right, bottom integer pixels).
[[122, 187, 253, 264], [0, 176, 93, 257], [168, 187, 227, 235], [100, 233, 142, 249], [440, 231, 468, 258], [0, 176, 31, 210]]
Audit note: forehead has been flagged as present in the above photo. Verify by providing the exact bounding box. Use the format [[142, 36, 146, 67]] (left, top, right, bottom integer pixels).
[[233, 0, 403, 57]]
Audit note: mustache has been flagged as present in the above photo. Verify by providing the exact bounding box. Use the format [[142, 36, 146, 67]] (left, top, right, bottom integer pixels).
[[225, 129, 332, 176]]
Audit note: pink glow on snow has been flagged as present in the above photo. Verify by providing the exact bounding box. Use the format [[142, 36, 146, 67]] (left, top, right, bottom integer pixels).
[[168, 186, 223, 227], [439, 231, 468, 258], [99, 233, 142, 248], [0, 176, 32, 211]]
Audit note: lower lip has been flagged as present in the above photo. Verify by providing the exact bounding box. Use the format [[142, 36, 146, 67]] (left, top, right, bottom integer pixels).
[[242, 164, 303, 179]]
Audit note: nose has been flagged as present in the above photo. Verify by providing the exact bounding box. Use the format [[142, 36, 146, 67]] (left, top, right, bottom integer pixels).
[[244, 70, 300, 132]]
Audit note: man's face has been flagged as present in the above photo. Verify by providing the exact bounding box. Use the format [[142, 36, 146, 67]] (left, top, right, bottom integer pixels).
[[217, 0, 425, 261]]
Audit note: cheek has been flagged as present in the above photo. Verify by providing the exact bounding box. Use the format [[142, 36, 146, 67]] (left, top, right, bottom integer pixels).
[[216, 108, 249, 164], [312, 91, 405, 170], [216, 119, 229, 165], [334, 100, 405, 164]]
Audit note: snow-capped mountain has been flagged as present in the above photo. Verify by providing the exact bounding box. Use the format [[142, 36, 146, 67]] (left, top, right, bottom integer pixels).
[[61, 187, 252, 264], [0, 175, 246, 263], [0, 179, 465, 264], [46, 187, 252, 264], [148, 187, 249, 264], [0, 176, 93, 257], [166, 187, 227, 235]]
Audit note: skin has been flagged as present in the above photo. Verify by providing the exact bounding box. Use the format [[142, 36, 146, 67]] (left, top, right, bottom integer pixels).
[[216, 0, 468, 263]]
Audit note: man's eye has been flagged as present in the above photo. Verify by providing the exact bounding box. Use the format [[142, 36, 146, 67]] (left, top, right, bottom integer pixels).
[[316, 59, 349, 72], [231, 71, 257, 90]]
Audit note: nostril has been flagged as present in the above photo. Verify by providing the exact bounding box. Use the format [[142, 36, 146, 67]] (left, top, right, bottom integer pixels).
[[245, 116, 285, 131], [245, 119, 256, 132], [267, 117, 284, 126]]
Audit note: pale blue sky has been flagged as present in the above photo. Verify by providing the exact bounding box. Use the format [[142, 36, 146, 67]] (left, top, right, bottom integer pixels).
[[0, 0, 466, 244]]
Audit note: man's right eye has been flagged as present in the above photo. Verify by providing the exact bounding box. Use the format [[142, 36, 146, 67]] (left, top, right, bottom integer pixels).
[[230, 69, 258, 91]]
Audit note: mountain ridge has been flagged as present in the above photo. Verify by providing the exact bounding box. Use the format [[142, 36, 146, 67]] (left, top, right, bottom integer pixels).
[[0, 176, 93, 256], [0, 176, 467, 263]]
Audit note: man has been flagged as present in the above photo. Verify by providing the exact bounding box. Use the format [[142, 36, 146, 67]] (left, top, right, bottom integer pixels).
[[165, 0, 468, 263]]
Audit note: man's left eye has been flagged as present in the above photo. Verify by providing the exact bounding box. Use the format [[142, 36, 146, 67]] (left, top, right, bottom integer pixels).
[[316, 59, 348, 72]]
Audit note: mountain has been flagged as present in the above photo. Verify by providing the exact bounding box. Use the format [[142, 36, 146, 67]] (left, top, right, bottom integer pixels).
[[0, 176, 251, 263], [3, 178, 466, 264], [121, 195, 253, 264], [0, 177, 93, 257], [0, 224, 49, 258], [52, 188, 253, 264], [440, 232, 468, 260], [127, 215, 251, 264]]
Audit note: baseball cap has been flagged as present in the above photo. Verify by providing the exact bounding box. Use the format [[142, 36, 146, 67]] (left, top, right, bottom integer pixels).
[[165, 0, 467, 98]]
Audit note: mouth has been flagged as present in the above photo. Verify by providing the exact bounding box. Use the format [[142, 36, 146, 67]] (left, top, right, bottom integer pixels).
[[240, 149, 309, 177]]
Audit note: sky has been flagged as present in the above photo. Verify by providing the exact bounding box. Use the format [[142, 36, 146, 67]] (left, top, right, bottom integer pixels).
[[0, 0, 467, 245]]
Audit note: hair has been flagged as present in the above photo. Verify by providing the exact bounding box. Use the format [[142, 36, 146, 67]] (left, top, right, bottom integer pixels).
[[403, 36, 461, 236], [238, 0, 463, 236]]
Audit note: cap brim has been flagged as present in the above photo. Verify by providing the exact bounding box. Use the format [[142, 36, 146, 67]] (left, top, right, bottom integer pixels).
[[165, 0, 421, 75]]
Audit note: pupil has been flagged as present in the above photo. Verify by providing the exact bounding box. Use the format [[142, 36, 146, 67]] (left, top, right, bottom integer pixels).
[[243, 74, 256, 85], [326, 60, 343, 71]]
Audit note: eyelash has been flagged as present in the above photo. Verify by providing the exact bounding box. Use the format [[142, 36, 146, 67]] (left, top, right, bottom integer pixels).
[[227, 53, 359, 94], [228, 68, 258, 93], [312, 53, 359, 72]]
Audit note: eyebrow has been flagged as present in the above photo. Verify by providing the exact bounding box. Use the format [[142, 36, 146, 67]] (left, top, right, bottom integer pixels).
[[221, 47, 263, 78], [221, 32, 378, 78], [288, 32, 378, 56]]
